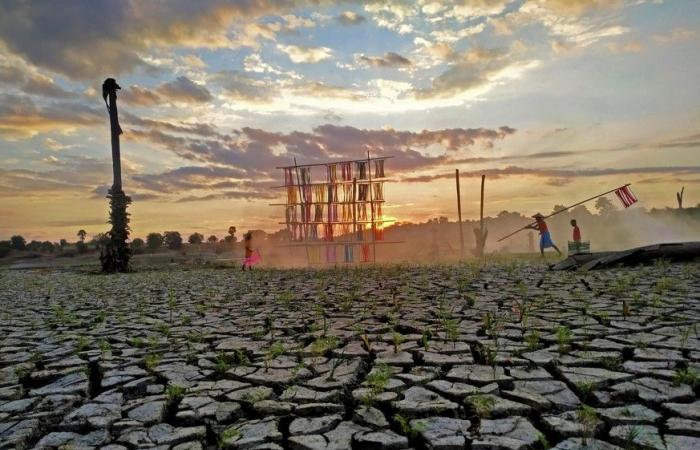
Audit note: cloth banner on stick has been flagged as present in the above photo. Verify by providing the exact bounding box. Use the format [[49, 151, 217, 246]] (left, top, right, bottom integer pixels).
[[614, 185, 638, 208]]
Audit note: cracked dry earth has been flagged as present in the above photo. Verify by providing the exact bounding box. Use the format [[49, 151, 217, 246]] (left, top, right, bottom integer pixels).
[[1, 262, 699, 450]]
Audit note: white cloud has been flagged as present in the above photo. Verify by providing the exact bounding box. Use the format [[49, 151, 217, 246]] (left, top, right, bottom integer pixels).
[[277, 44, 333, 63]]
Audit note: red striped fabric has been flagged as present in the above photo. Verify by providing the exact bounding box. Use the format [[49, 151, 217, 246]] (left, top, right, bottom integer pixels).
[[614, 185, 638, 208]]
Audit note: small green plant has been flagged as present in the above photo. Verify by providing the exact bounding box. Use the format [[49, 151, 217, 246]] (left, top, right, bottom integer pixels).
[[360, 333, 372, 353], [599, 356, 622, 371], [673, 368, 699, 388], [181, 315, 192, 326], [536, 433, 550, 449], [468, 394, 496, 418], [95, 310, 107, 324], [131, 336, 145, 348], [555, 325, 572, 354], [75, 335, 89, 353], [155, 322, 170, 337], [420, 327, 432, 351], [524, 329, 540, 351], [362, 363, 392, 406], [575, 381, 596, 401], [577, 405, 599, 445], [195, 303, 207, 317], [143, 353, 161, 371], [394, 414, 426, 440], [218, 426, 241, 448], [166, 384, 186, 403], [623, 425, 642, 449], [443, 318, 459, 346], [214, 351, 231, 376], [98, 339, 111, 355], [391, 331, 405, 353], [311, 335, 338, 356], [265, 341, 285, 370]]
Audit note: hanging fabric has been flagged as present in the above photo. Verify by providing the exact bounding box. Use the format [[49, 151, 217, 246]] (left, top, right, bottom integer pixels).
[[374, 159, 385, 178], [300, 167, 311, 185], [327, 204, 338, 222], [358, 204, 367, 221], [341, 204, 352, 222], [373, 203, 382, 220], [341, 162, 352, 181], [314, 204, 324, 222], [374, 226, 384, 241], [285, 168, 295, 185], [302, 186, 312, 203], [327, 164, 337, 183], [287, 187, 297, 204], [324, 224, 334, 241], [341, 224, 351, 237], [373, 182, 383, 201], [358, 183, 369, 201], [356, 224, 364, 241], [344, 244, 353, 263], [313, 185, 325, 203], [309, 224, 318, 240], [309, 246, 321, 264], [356, 161, 367, 180], [361, 244, 371, 262], [326, 245, 336, 263], [342, 184, 353, 202]]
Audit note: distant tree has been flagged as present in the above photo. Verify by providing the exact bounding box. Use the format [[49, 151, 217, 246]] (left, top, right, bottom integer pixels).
[[77, 229, 87, 242], [59, 239, 68, 248], [595, 197, 617, 216], [131, 238, 145, 254], [27, 240, 42, 252], [0, 241, 11, 258], [188, 232, 204, 245], [40, 241, 55, 253], [146, 232, 164, 250], [164, 231, 183, 250], [207, 235, 218, 244], [76, 241, 88, 254], [10, 235, 26, 250], [226, 226, 237, 243], [93, 233, 110, 250]]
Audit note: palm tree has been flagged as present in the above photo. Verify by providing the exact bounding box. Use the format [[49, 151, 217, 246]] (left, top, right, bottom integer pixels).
[[77, 229, 87, 243]]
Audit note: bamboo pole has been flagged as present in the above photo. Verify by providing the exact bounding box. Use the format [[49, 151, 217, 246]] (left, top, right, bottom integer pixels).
[[497, 183, 631, 242], [455, 169, 464, 260], [367, 151, 376, 263], [293, 157, 310, 265], [352, 176, 357, 264]]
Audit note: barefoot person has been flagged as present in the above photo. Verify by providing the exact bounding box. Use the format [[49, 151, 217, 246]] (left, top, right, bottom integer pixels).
[[570, 219, 581, 252], [527, 213, 562, 257]]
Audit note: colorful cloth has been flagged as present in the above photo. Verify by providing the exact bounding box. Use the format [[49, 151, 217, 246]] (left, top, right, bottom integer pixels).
[[614, 185, 638, 208], [540, 231, 555, 249], [243, 250, 261, 268]]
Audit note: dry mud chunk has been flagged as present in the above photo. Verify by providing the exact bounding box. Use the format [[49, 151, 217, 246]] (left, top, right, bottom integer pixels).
[[279, 386, 339, 404], [61, 402, 122, 430], [148, 423, 207, 445], [427, 379, 479, 399], [29, 372, 88, 397], [666, 417, 700, 436], [465, 394, 531, 418], [288, 421, 368, 450], [35, 429, 110, 449], [412, 416, 470, 450], [541, 410, 604, 437], [611, 377, 693, 404], [0, 419, 42, 448], [289, 415, 342, 436], [662, 399, 700, 420], [472, 416, 540, 450], [596, 404, 661, 425], [664, 434, 700, 450], [219, 418, 282, 449], [551, 437, 622, 449], [558, 367, 633, 389], [446, 365, 512, 386], [392, 386, 459, 417], [353, 406, 389, 429], [609, 424, 664, 450], [354, 429, 409, 449], [511, 380, 580, 409], [127, 400, 167, 425]]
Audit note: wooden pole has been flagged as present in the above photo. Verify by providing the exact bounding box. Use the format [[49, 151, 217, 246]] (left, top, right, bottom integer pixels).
[[352, 176, 357, 264], [497, 183, 632, 242], [293, 158, 310, 265], [455, 169, 464, 260], [367, 151, 376, 263]]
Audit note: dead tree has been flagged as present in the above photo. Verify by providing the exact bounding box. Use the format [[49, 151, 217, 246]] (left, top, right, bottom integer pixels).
[[472, 175, 488, 257], [101, 78, 131, 273], [677, 186, 684, 209]]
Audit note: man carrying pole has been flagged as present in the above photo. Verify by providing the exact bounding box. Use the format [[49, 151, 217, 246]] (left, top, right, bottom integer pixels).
[[526, 213, 561, 257]]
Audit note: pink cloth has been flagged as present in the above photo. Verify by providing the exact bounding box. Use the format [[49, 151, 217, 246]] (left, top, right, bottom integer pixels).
[[243, 250, 262, 267]]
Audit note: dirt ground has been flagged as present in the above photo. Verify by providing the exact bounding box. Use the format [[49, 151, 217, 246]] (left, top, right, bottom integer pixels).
[[1, 260, 698, 449]]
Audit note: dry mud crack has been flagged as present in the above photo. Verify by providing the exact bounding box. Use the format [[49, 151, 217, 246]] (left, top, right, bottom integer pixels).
[[0, 261, 698, 449]]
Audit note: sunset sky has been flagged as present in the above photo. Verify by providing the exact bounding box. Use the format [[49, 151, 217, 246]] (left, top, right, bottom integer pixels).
[[1, 0, 699, 242]]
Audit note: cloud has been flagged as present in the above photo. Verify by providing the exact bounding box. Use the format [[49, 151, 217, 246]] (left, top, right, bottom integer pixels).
[[0, 0, 307, 80], [0, 59, 74, 98], [652, 27, 697, 45], [156, 76, 213, 103], [606, 40, 643, 54], [337, 11, 366, 25], [0, 93, 102, 139], [277, 44, 333, 63], [358, 52, 413, 68]]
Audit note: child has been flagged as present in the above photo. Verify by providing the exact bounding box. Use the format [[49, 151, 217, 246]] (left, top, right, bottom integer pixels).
[[570, 219, 581, 243], [527, 213, 562, 257]]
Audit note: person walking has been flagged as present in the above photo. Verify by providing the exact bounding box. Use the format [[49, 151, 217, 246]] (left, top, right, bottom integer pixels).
[[527, 213, 562, 257]]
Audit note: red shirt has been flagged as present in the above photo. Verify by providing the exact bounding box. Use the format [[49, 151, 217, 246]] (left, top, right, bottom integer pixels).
[[536, 219, 548, 234], [573, 226, 581, 242]]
